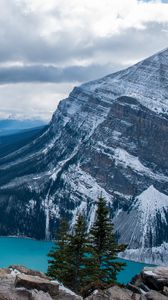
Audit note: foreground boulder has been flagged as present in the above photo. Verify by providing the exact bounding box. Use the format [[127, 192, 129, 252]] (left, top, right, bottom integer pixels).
[[85, 266, 168, 300], [15, 273, 59, 296], [0, 265, 82, 300], [9, 264, 49, 279], [85, 285, 168, 300], [145, 290, 168, 300], [0, 268, 11, 278], [0, 265, 167, 299], [141, 267, 168, 291], [58, 284, 82, 300], [85, 286, 133, 300]]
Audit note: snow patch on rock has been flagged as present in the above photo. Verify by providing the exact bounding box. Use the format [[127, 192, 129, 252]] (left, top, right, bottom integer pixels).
[[136, 185, 168, 219], [114, 148, 168, 182], [120, 242, 168, 266]]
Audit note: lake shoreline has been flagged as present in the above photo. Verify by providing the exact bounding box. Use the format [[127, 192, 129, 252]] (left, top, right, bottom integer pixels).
[[0, 236, 156, 284], [0, 235, 156, 267]]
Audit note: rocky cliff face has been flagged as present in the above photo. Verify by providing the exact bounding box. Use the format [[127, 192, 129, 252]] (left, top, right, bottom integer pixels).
[[0, 48, 168, 264]]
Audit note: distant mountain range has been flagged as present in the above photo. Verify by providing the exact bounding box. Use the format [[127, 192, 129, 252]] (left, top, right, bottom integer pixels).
[[0, 48, 168, 265], [0, 119, 46, 136]]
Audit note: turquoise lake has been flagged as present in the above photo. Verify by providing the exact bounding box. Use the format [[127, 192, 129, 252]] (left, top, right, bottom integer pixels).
[[0, 237, 152, 284]]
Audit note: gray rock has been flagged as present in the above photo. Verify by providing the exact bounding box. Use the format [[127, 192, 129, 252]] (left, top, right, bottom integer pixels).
[[142, 267, 168, 291], [131, 294, 146, 300], [108, 286, 133, 299], [30, 290, 53, 300], [127, 283, 142, 294], [138, 283, 150, 293], [0, 268, 11, 278], [58, 284, 83, 300], [85, 289, 109, 300], [15, 273, 59, 297], [163, 286, 168, 297], [85, 285, 133, 300], [145, 290, 168, 300], [0, 276, 31, 300], [9, 265, 49, 279], [0, 266, 83, 300], [0, 265, 168, 300]]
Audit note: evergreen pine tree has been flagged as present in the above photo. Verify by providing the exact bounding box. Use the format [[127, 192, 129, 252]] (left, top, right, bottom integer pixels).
[[68, 214, 98, 295], [47, 197, 127, 295], [47, 219, 74, 288], [47, 215, 99, 296], [90, 195, 127, 287]]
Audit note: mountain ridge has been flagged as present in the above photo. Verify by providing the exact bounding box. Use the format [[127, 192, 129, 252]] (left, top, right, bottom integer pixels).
[[0, 49, 168, 265]]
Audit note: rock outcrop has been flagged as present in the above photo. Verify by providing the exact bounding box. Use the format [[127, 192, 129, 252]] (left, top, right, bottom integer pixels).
[[0, 49, 168, 264], [9, 264, 49, 279], [127, 266, 168, 300], [141, 266, 168, 292], [0, 265, 82, 300], [0, 265, 167, 299], [86, 266, 168, 300], [15, 273, 59, 296], [85, 286, 133, 300]]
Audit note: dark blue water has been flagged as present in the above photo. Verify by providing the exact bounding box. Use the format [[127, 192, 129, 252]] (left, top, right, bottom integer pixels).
[[0, 237, 152, 284]]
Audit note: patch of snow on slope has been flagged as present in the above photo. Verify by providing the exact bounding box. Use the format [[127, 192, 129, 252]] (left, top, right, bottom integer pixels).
[[87, 204, 97, 229], [135, 185, 168, 248], [81, 49, 168, 116], [114, 148, 168, 182], [97, 144, 168, 182], [136, 185, 168, 218], [112, 130, 122, 141], [44, 187, 51, 240], [42, 139, 55, 155], [113, 191, 132, 201], [119, 242, 168, 266], [26, 199, 36, 213], [49, 144, 80, 181], [71, 201, 87, 227], [62, 165, 113, 228], [67, 166, 112, 203], [43, 186, 60, 240]]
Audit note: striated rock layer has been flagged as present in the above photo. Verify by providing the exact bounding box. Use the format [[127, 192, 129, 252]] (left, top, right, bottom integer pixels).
[[0, 48, 168, 264]]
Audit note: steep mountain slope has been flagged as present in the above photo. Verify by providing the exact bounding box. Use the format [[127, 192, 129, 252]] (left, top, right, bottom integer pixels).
[[0, 126, 47, 158], [0, 49, 168, 265]]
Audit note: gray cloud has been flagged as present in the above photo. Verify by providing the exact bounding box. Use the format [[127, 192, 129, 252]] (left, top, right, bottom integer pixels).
[[0, 64, 121, 84], [0, 82, 75, 121], [0, 1, 167, 66], [0, 0, 167, 120], [91, 22, 168, 63], [0, 21, 167, 86]]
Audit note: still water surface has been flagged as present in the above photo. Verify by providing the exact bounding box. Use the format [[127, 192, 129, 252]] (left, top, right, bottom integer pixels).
[[0, 237, 152, 284]]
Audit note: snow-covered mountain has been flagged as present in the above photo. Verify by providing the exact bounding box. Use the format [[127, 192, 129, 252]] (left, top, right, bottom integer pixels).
[[0, 48, 168, 265]]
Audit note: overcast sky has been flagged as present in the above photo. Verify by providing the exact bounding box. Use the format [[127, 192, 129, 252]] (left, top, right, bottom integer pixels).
[[0, 0, 168, 121]]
